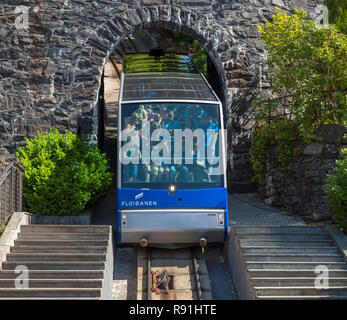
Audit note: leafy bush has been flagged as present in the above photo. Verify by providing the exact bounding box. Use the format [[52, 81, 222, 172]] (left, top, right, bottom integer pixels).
[[257, 8, 346, 138], [251, 8, 347, 183], [16, 129, 112, 216], [326, 148, 347, 233]]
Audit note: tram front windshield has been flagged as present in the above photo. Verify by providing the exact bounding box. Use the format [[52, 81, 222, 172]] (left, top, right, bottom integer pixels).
[[120, 103, 224, 189]]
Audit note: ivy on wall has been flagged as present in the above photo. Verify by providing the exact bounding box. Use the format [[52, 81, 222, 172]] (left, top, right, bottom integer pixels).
[[326, 147, 347, 233]]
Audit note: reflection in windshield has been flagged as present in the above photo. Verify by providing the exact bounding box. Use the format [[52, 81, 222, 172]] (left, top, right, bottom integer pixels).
[[120, 103, 223, 189]]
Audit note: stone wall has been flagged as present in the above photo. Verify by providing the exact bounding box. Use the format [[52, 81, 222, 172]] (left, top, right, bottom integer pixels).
[[0, 0, 323, 189], [261, 125, 347, 222]]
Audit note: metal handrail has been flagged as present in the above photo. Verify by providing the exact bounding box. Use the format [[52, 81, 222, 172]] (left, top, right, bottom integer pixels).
[[0, 161, 24, 184], [0, 160, 24, 224]]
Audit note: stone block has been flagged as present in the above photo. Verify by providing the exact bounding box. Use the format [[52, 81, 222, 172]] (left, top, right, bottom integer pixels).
[[272, 0, 285, 8], [316, 124, 347, 143], [29, 209, 92, 225], [312, 209, 332, 222], [303, 142, 324, 156], [323, 144, 339, 159]]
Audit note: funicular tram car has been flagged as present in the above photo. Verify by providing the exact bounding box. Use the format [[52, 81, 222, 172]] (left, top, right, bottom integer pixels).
[[116, 52, 228, 248]]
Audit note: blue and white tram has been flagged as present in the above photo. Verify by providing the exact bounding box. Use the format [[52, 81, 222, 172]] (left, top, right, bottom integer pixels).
[[116, 53, 228, 247]]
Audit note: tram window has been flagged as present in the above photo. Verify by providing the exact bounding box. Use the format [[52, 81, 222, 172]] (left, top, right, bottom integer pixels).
[[120, 103, 224, 189]]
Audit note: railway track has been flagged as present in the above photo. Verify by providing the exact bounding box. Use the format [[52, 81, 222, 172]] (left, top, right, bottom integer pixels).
[[137, 247, 212, 300]]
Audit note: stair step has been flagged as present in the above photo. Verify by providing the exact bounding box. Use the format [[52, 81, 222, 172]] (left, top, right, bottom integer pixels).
[[251, 277, 347, 287], [0, 270, 104, 279], [0, 224, 113, 300], [21, 225, 110, 234], [246, 262, 347, 270], [242, 247, 340, 255], [248, 269, 347, 277], [14, 240, 108, 247], [237, 234, 330, 240], [235, 226, 326, 235], [1, 261, 105, 270], [10, 246, 107, 253], [254, 287, 347, 296], [17, 233, 109, 240], [0, 288, 101, 298], [243, 254, 344, 262], [239, 240, 335, 247], [6, 253, 106, 262], [0, 279, 103, 288]]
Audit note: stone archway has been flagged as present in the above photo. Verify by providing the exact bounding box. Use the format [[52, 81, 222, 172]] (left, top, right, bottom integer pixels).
[[70, 6, 232, 136], [68, 6, 261, 189], [0, 1, 323, 189]]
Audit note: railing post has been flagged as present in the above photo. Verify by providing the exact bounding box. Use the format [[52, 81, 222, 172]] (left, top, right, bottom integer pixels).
[[9, 165, 13, 217], [0, 162, 24, 224]]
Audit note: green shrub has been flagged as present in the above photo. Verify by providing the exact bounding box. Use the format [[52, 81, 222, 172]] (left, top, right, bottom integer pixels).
[[326, 148, 347, 233], [251, 8, 347, 183], [257, 8, 346, 138], [16, 129, 112, 216]]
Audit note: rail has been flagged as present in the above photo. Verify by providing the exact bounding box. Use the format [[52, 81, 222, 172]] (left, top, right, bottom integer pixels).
[[139, 247, 212, 300], [0, 161, 24, 224]]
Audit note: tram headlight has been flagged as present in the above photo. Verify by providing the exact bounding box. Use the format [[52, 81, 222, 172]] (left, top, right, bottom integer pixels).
[[168, 184, 177, 194]]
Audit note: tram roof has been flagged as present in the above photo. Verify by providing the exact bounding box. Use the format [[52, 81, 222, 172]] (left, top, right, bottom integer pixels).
[[121, 53, 218, 102]]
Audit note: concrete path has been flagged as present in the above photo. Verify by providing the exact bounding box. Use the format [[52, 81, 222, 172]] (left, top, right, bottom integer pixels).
[[228, 193, 307, 227]]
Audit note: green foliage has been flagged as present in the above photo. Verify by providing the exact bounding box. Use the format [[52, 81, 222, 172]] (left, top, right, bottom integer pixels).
[[15, 129, 112, 216], [0, 224, 5, 237], [171, 31, 207, 76], [251, 9, 347, 183], [191, 38, 208, 76], [250, 121, 298, 184], [326, 148, 347, 233], [326, 0, 347, 34], [0, 215, 11, 238], [257, 8, 346, 137]]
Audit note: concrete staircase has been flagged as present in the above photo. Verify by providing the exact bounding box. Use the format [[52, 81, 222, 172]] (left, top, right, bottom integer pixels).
[[0, 225, 113, 300], [233, 226, 347, 300]]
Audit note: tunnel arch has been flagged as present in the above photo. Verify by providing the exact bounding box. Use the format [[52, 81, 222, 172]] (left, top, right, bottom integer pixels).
[[62, 5, 281, 191], [70, 6, 233, 123]]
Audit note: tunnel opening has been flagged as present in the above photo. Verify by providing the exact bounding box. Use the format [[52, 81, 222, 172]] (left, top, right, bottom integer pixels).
[[99, 26, 226, 184]]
